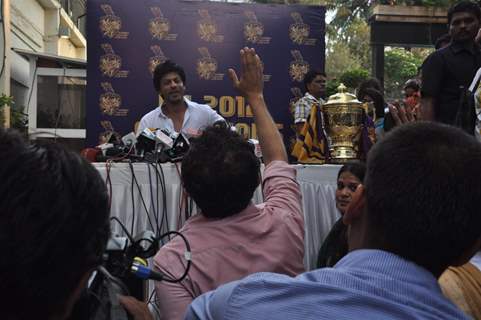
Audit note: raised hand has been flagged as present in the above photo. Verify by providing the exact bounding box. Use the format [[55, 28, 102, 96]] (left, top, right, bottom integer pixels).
[[228, 47, 264, 101], [228, 47, 287, 163]]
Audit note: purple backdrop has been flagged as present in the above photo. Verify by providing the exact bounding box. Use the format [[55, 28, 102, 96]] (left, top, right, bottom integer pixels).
[[87, 0, 325, 147]]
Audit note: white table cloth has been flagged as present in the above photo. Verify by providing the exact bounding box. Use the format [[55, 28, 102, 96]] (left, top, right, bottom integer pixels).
[[94, 162, 341, 271]]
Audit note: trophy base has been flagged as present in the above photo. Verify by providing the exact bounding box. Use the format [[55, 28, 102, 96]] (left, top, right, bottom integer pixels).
[[329, 147, 360, 164]]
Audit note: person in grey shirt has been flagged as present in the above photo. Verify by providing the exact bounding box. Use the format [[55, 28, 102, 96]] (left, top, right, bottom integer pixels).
[[138, 60, 224, 137]]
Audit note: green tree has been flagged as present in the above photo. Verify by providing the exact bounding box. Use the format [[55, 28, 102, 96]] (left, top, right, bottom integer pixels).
[[249, 0, 445, 99], [340, 68, 370, 90], [326, 40, 362, 80], [384, 48, 424, 98]]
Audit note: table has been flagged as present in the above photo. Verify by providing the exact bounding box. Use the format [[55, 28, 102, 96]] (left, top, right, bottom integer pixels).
[[94, 162, 341, 271]]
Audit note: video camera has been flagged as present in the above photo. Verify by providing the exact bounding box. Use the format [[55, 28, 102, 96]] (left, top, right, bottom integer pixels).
[[68, 231, 160, 320], [68, 229, 191, 320]]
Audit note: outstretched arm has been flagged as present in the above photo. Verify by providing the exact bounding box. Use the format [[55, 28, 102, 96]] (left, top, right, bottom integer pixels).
[[228, 47, 287, 165]]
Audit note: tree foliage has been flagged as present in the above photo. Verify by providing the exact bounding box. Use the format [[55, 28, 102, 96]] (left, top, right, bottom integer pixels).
[[249, 0, 448, 98], [340, 68, 370, 90], [384, 48, 425, 98]]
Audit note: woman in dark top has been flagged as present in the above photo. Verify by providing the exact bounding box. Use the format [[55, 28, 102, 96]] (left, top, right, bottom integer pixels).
[[317, 162, 366, 268]]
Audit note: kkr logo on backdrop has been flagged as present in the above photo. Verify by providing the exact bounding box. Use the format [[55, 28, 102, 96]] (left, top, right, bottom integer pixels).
[[99, 82, 128, 116], [289, 50, 310, 82], [99, 4, 129, 39], [99, 44, 129, 78], [243, 11, 271, 44], [197, 9, 224, 43], [149, 7, 177, 41], [289, 87, 303, 116], [196, 47, 224, 80], [148, 45, 168, 75], [289, 12, 316, 46], [98, 120, 122, 145]]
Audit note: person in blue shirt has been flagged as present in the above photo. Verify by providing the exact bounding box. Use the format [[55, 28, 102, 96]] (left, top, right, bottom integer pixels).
[[184, 47, 481, 320]]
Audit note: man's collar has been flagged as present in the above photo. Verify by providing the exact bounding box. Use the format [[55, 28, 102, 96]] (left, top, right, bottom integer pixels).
[[305, 92, 324, 102], [159, 97, 189, 118], [336, 249, 438, 287]]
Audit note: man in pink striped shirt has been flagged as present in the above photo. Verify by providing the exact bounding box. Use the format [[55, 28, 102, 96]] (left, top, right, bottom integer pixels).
[[153, 47, 305, 320]]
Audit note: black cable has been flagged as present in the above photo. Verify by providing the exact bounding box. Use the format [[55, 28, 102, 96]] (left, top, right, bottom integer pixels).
[[158, 231, 191, 283], [154, 163, 169, 241], [149, 301, 162, 320], [154, 163, 161, 237], [109, 216, 135, 244], [105, 164, 113, 210], [129, 161, 136, 236], [147, 290, 156, 304], [0, 0, 5, 79], [147, 163, 160, 236], [128, 161, 156, 233], [154, 163, 166, 233]]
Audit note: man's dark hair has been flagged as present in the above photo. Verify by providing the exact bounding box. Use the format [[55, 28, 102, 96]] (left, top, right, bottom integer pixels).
[[365, 122, 481, 276], [356, 78, 383, 100], [153, 60, 187, 93], [447, 1, 481, 25], [303, 69, 326, 92], [403, 79, 420, 92], [434, 33, 451, 49], [181, 122, 260, 219], [338, 162, 366, 182], [0, 129, 110, 319]]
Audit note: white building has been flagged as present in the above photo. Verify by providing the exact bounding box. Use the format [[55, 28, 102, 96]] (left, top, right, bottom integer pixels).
[[1, 0, 86, 149]]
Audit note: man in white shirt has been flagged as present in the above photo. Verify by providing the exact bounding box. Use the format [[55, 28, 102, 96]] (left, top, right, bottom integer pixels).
[[138, 60, 224, 137]]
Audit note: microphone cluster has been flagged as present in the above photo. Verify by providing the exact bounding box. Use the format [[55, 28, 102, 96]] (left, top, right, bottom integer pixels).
[[96, 128, 190, 163]]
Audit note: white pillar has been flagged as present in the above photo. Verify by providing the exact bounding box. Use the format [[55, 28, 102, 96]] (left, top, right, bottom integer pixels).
[[0, 0, 11, 96], [0, 0, 11, 127]]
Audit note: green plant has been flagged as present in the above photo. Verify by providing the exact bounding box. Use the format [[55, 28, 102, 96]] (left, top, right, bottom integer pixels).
[[325, 79, 341, 98], [340, 68, 370, 90]]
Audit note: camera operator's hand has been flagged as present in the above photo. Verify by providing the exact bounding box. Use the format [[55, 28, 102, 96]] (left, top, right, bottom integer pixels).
[[228, 47, 264, 102], [119, 295, 154, 320]]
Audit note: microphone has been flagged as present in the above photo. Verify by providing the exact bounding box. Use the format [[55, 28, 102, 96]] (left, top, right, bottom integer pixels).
[[121, 132, 137, 148], [136, 128, 157, 154], [164, 133, 190, 162], [130, 259, 164, 281], [155, 129, 174, 149]]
